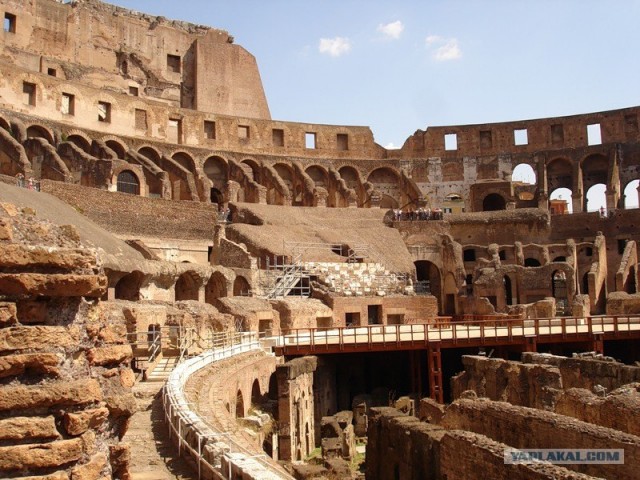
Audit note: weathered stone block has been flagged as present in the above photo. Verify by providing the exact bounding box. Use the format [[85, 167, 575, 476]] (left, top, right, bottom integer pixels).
[[86, 345, 132, 366], [64, 407, 110, 436], [0, 244, 95, 270], [0, 352, 60, 378], [0, 438, 83, 471], [119, 368, 135, 388], [0, 301, 17, 325], [71, 452, 107, 480], [0, 416, 60, 440], [0, 379, 102, 411], [419, 397, 446, 424], [0, 217, 13, 241], [0, 326, 77, 352], [0, 273, 107, 297], [109, 444, 131, 480]]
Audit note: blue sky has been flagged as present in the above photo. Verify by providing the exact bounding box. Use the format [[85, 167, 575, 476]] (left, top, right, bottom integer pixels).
[[109, 1, 640, 150]]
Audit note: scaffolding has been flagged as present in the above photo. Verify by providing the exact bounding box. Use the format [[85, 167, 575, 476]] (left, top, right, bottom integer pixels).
[[258, 241, 407, 299]]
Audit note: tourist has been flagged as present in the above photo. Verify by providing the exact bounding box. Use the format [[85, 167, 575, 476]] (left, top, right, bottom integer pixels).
[[15, 172, 24, 187]]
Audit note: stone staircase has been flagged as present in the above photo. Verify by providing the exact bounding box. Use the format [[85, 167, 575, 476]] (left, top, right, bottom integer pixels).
[[146, 356, 180, 382]]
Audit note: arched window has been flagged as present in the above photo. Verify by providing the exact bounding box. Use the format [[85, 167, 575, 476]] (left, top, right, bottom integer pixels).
[[117, 170, 140, 195], [482, 193, 506, 211]]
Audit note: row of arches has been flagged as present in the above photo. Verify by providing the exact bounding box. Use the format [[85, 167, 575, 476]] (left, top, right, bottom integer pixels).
[[113, 270, 250, 302], [510, 155, 640, 213]]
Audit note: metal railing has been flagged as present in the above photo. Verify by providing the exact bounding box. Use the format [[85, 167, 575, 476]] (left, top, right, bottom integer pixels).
[[163, 331, 293, 479], [273, 315, 640, 352], [127, 329, 162, 370]]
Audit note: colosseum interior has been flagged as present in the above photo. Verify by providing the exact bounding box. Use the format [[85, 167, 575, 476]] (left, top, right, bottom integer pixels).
[[1, 1, 640, 479]]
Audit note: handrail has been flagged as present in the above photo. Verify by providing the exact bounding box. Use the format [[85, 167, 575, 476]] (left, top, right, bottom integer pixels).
[[163, 332, 293, 479], [274, 315, 640, 351]]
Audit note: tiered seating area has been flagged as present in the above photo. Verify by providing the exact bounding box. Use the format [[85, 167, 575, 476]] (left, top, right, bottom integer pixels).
[[305, 261, 411, 296]]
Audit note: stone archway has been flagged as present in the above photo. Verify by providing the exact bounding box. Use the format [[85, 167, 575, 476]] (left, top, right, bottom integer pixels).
[[205, 271, 227, 304], [175, 271, 200, 301], [482, 193, 506, 211], [233, 276, 251, 296]]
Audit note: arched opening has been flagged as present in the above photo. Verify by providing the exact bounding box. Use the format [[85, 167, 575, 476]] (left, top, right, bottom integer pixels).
[[242, 159, 262, 183], [205, 272, 227, 304], [114, 271, 144, 301], [367, 167, 401, 208], [66, 134, 91, 153], [204, 156, 228, 188], [624, 180, 640, 209], [138, 146, 161, 164], [524, 258, 541, 267], [549, 187, 573, 214], [414, 260, 441, 302], [233, 276, 251, 296], [503, 275, 513, 306], [547, 158, 573, 192], [210, 188, 224, 205], [172, 152, 195, 172], [305, 165, 328, 188], [274, 163, 294, 190], [581, 154, 609, 201], [512, 163, 536, 184], [236, 389, 245, 418], [251, 379, 262, 407], [482, 193, 506, 211], [553, 256, 567, 262], [443, 193, 464, 213], [116, 170, 140, 195], [106, 139, 127, 159], [586, 183, 607, 213], [379, 194, 398, 209], [175, 271, 200, 301], [26, 125, 54, 144], [338, 166, 360, 189]]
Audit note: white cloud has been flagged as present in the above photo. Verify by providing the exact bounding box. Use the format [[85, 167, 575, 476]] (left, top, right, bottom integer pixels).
[[384, 142, 398, 149], [425, 34, 442, 46], [319, 37, 352, 57], [377, 20, 404, 40], [425, 35, 462, 61]]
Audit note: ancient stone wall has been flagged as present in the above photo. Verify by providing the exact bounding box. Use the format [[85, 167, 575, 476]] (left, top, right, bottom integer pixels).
[[0, 202, 135, 479], [403, 107, 640, 157], [442, 398, 640, 480], [450, 355, 563, 410], [0, 0, 269, 119], [366, 407, 595, 480], [554, 384, 640, 436], [277, 356, 317, 461], [522, 352, 640, 391]]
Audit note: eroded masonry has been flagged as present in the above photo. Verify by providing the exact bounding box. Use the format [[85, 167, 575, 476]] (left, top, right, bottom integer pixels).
[[1, 1, 640, 479]]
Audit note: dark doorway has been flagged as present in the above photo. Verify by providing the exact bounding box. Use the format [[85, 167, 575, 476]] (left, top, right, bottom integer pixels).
[[367, 305, 381, 325], [482, 193, 506, 211], [503, 275, 512, 306]]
